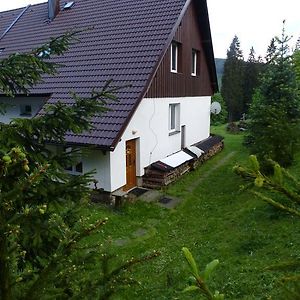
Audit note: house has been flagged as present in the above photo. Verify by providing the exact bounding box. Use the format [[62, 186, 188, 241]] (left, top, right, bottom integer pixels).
[[0, 0, 218, 193]]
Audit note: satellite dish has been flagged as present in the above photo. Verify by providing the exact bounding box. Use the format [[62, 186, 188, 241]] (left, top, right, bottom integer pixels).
[[210, 102, 221, 115]]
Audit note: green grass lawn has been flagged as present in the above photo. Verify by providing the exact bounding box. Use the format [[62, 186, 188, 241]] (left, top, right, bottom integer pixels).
[[86, 125, 300, 299]]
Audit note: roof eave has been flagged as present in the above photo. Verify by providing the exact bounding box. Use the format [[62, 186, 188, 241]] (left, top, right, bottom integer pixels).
[[194, 0, 218, 93]]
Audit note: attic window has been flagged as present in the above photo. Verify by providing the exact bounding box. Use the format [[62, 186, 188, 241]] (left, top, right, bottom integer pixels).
[[170, 41, 181, 73], [191, 49, 201, 77], [171, 42, 178, 73], [191, 49, 197, 76], [64, 1, 75, 9]]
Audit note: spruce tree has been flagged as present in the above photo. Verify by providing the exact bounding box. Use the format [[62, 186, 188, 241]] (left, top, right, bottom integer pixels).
[[265, 38, 277, 63], [293, 41, 300, 83], [221, 35, 245, 121], [242, 47, 262, 113], [246, 24, 300, 167], [0, 34, 156, 300]]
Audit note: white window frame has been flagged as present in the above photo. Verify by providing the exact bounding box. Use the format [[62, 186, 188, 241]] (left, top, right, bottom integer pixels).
[[169, 103, 180, 133], [66, 161, 83, 175], [191, 49, 197, 76], [64, 147, 83, 175], [171, 42, 178, 73]]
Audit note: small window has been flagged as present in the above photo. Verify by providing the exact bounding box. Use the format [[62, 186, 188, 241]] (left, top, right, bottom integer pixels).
[[171, 42, 178, 73], [191, 49, 201, 77], [0, 48, 5, 54], [64, 147, 83, 175], [169, 103, 180, 133], [64, 1, 75, 9], [191, 50, 197, 76], [65, 163, 83, 175], [20, 104, 32, 116]]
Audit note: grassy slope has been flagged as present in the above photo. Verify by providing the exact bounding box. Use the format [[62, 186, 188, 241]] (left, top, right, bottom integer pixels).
[[87, 126, 300, 299]]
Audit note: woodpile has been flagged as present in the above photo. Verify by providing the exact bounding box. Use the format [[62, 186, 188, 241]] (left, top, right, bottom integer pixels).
[[143, 160, 191, 189], [142, 135, 224, 189]]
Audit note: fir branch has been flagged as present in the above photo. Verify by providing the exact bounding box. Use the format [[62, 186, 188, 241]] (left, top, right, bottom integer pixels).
[[251, 191, 300, 217]]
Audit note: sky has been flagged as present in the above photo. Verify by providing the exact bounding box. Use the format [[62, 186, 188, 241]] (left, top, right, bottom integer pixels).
[[207, 0, 300, 58], [0, 0, 299, 59]]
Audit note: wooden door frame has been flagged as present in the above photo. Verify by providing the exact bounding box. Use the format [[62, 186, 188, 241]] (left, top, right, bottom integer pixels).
[[124, 139, 137, 191]]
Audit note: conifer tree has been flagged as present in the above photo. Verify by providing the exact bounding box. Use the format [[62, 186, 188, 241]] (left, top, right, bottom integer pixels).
[[246, 23, 300, 167], [0, 34, 156, 300], [221, 35, 245, 121], [242, 47, 263, 113], [265, 38, 277, 63], [293, 39, 300, 83]]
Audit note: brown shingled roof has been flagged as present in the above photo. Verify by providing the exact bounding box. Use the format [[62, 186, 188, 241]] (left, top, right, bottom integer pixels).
[[0, 0, 216, 150]]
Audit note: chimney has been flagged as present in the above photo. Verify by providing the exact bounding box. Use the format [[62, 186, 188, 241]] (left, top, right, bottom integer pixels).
[[48, 0, 60, 20]]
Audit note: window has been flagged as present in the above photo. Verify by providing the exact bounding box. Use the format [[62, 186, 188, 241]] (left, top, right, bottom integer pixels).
[[191, 49, 197, 76], [66, 162, 83, 175], [20, 104, 32, 116], [169, 103, 180, 133], [0, 48, 5, 54], [64, 1, 75, 9], [171, 42, 178, 72], [64, 147, 83, 175]]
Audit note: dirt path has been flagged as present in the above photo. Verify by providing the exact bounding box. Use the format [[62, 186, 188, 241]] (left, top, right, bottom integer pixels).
[[186, 151, 237, 193]]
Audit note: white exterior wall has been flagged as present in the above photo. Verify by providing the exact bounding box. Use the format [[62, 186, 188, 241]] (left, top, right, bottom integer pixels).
[[0, 97, 47, 123], [82, 150, 112, 190], [0, 95, 210, 192], [49, 145, 112, 191], [109, 96, 211, 192]]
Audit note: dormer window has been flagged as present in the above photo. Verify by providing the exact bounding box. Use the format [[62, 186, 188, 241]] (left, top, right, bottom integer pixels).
[[171, 42, 178, 73]]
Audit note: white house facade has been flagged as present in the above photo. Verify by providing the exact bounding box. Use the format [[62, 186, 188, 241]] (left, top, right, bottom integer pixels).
[[109, 96, 211, 192]]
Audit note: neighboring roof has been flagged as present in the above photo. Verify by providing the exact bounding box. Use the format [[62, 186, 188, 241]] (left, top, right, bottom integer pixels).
[[0, 0, 217, 150]]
